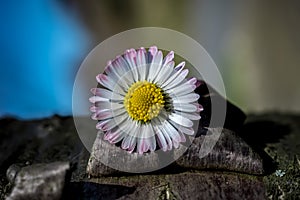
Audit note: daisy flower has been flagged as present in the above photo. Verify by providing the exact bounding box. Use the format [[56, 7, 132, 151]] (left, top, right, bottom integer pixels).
[[89, 46, 203, 154]]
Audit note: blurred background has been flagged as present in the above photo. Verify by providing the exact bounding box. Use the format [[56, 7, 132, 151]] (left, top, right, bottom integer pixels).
[[1, 0, 299, 119]]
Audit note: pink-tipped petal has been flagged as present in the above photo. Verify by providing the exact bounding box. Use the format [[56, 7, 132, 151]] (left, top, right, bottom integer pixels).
[[89, 96, 109, 103], [173, 139, 180, 149], [90, 105, 97, 112], [164, 120, 182, 142], [96, 114, 127, 131], [154, 60, 174, 84], [149, 136, 156, 152], [164, 69, 189, 90], [163, 51, 174, 66], [195, 79, 204, 88], [90, 88, 124, 101], [173, 103, 199, 113], [155, 130, 168, 151], [167, 81, 197, 97], [92, 109, 126, 121], [197, 104, 204, 112], [174, 111, 201, 121], [169, 113, 193, 128], [136, 47, 147, 81], [121, 136, 131, 150], [170, 119, 195, 136], [174, 61, 185, 71], [161, 62, 185, 88], [156, 117, 174, 151], [148, 51, 163, 82], [179, 132, 186, 143], [173, 93, 200, 104], [148, 46, 158, 57], [97, 74, 126, 96], [124, 49, 138, 82]]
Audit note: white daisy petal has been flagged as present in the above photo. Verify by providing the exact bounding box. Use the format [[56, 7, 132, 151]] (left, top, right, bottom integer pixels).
[[137, 124, 156, 154], [178, 131, 187, 143], [154, 61, 174, 85], [148, 46, 158, 55], [169, 113, 193, 127], [148, 51, 163, 82], [96, 114, 128, 131], [90, 88, 124, 101], [198, 104, 204, 112], [128, 138, 137, 153], [136, 47, 147, 81], [106, 59, 112, 66], [121, 122, 137, 150], [154, 126, 168, 151], [173, 102, 197, 112], [152, 118, 168, 151], [137, 138, 147, 154], [162, 51, 174, 66], [164, 119, 182, 143], [104, 62, 130, 89], [161, 61, 185, 88], [187, 77, 201, 86], [109, 119, 134, 144], [148, 125, 156, 152], [106, 130, 126, 144], [155, 117, 175, 150], [148, 46, 158, 62], [90, 105, 97, 112], [173, 93, 200, 104], [143, 125, 153, 151], [91, 108, 126, 120], [89, 96, 109, 103], [96, 74, 126, 95], [121, 135, 131, 149], [163, 69, 189, 90], [114, 56, 135, 86], [127, 124, 139, 152], [169, 120, 195, 136], [173, 138, 180, 148], [159, 123, 174, 151], [124, 49, 139, 82], [174, 61, 185, 71], [93, 102, 123, 110], [167, 80, 197, 97], [174, 111, 201, 121], [103, 129, 117, 140]]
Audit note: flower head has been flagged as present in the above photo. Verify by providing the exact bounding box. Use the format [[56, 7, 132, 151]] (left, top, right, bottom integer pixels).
[[89, 46, 203, 154]]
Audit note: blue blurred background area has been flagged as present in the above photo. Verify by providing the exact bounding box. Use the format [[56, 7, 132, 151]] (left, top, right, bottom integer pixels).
[[0, 1, 90, 119], [1, 0, 300, 119]]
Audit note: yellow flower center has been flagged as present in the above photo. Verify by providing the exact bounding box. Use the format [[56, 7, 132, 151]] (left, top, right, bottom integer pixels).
[[124, 81, 165, 122]]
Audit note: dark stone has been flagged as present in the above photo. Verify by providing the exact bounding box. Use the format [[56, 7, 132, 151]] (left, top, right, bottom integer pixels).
[[0, 118, 35, 168], [86, 172, 265, 200], [6, 164, 21, 184], [87, 132, 160, 176], [87, 128, 265, 176], [175, 128, 265, 175], [63, 182, 135, 200], [167, 173, 265, 200], [7, 162, 70, 200], [0, 116, 84, 199]]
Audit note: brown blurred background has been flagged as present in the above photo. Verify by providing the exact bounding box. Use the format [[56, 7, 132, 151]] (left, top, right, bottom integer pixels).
[[1, 0, 299, 119], [70, 0, 300, 113]]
